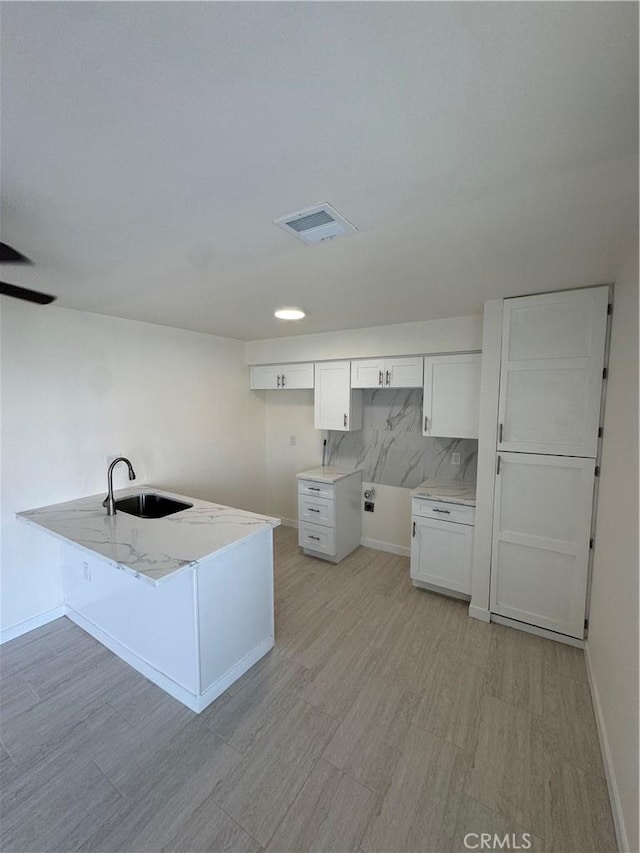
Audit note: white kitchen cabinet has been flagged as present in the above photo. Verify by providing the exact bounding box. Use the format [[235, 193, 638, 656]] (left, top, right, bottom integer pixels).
[[297, 468, 362, 563], [250, 362, 314, 390], [497, 287, 608, 457], [410, 497, 475, 598], [422, 354, 481, 438], [314, 361, 363, 431], [490, 452, 596, 639], [351, 356, 423, 389]]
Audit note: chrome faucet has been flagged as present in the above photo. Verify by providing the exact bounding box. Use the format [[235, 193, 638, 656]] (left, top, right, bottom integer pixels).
[[103, 457, 136, 515]]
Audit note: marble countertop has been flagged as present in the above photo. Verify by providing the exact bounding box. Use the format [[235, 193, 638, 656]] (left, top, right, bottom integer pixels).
[[411, 479, 477, 506], [17, 486, 281, 586], [297, 466, 362, 484]]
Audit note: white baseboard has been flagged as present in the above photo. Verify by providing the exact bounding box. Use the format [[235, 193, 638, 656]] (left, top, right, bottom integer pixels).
[[584, 642, 629, 853], [0, 605, 66, 645], [66, 608, 273, 714], [468, 605, 491, 623], [278, 517, 298, 529], [360, 537, 410, 558]]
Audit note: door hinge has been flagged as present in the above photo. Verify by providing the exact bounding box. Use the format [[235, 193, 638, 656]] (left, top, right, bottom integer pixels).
[[594, 466, 600, 477], [607, 303, 613, 315], [589, 538, 594, 549], [598, 426, 603, 438], [602, 367, 608, 380]]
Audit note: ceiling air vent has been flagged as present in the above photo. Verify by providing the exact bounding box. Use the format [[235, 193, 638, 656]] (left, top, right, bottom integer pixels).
[[274, 203, 357, 245]]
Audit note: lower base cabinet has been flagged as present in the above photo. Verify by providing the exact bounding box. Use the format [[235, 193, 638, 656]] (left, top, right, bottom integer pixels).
[[410, 498, 475, 598], [297, 468, 362, 563]]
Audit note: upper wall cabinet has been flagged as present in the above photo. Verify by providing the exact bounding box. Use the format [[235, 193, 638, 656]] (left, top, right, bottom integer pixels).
[[497, 287, 608, 457], [351, 357, 423, 389], [423, 354, 481, 439], [314, 361, 363, 431], [250, 363, 314, 390]]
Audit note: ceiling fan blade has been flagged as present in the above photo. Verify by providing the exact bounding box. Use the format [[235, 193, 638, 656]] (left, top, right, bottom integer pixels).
[[0, 242, 33, 264], [0, 282, 56, 305]]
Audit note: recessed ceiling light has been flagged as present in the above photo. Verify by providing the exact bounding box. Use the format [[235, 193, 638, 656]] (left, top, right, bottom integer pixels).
[[274, 307, 305, 321]]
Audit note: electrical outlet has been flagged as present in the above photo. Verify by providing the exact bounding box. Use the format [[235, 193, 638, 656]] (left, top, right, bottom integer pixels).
[[364, 501, 375, 513], [451, 452, 461, 465]]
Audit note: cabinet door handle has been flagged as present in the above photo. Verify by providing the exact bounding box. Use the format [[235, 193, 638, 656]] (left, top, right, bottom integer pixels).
[[277, 374, 281, 387], [309, 508, 320, 513], [424, 415, 429, 432], [499, 423, 503, 443], [412, 521, 416, 537], [496, 455, 501, 475], [385, 370, 390, 386], [308, 535, 320, 541], [379, 370, 383, 386], [432, 508, 451, 514], [281, 374, 286, 387], [344, 413, 348, 428]]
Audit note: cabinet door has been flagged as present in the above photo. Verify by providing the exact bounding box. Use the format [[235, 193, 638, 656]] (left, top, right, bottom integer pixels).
[[490, 452, 595, 639], [423, 354, 481, 438], [387, 357, 423, 388], [351, 359, 385, 388], [282, 363, 314, 389], [410, 516, 473, 595], [497, 287, 608, 456], [314, 361, 362, 431], [249, 365, 281, 389]]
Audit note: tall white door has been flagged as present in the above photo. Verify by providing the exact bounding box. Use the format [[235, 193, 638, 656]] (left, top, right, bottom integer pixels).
[[497, 287, 608, 457], [490, 452, 596, 639]]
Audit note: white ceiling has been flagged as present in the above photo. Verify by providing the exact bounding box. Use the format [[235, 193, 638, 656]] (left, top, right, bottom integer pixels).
[[1, 1, 637, 341]]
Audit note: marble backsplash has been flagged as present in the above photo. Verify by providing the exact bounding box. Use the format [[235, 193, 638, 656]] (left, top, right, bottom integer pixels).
[[326, 389, 477, 489]]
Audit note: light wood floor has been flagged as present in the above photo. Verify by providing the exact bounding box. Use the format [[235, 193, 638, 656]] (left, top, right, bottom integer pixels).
[[1, 527, 617, 852]]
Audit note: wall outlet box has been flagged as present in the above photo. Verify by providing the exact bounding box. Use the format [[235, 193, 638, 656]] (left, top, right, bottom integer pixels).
[[364, 501, 375, 513]]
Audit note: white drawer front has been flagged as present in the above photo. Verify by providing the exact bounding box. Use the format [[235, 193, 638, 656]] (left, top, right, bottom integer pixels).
[[298, 495, 335, 528], [411, 498, 475, 526], [298, 522, 336, 556], [297, 479, 336, 500]]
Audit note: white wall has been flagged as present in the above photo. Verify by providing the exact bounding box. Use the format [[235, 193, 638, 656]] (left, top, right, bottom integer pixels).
[[0, 301, 265, 634], [586, 247, 639, 853], [247, 315, 482, 364], [256, 316, 482, 549]]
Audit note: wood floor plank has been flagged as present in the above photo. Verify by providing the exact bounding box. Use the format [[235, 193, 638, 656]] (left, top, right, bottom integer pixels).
[[542, 666, 606, 776], [464, 695, 546, 839], [542, 638, 588, 683], [322, 674, 418, 792], [212, 695, 338, 846], [485, 624, 544, 716], [412, 653, 487, 752], [451, 795, 546, 852], [0, 752, 123, 853], [266, 758, 376, 852], [543, 753, 617, 852], [361, 724, 469, 853]]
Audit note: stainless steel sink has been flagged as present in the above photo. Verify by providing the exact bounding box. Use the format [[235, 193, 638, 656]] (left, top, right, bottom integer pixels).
[[114, 493, 193, 519]]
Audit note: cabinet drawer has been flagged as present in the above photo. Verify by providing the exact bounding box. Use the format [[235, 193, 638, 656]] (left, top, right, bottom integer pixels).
[[298, 522, 335, 556], [411, 498, 475, 526], [297, 479, 335, 500], [298, 495, 335, 528]]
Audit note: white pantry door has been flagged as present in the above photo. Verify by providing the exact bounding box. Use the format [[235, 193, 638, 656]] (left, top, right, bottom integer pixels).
[[490, 452, 595, 639], [497, 287, 608, 457]]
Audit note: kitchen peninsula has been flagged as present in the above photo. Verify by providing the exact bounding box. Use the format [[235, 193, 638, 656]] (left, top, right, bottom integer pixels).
[[18, 487, 280, 712]]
